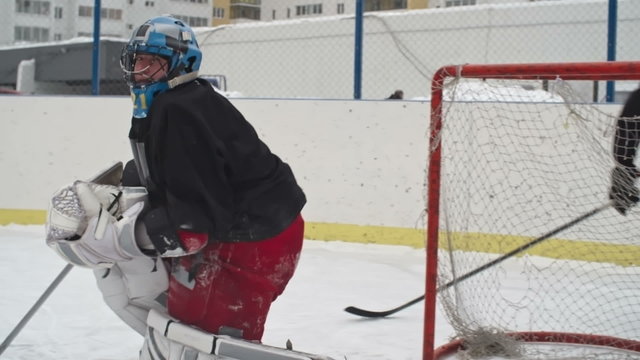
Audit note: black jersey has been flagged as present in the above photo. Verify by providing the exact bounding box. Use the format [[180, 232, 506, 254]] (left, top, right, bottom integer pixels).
[[128, 79, 306, 242]]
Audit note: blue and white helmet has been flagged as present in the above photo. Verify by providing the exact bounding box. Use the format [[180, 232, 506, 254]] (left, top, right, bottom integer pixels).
[[121, 16, 202, 118]]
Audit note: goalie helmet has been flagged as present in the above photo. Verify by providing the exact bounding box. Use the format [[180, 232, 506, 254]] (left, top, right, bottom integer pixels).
[[121, 16, 202, 118]]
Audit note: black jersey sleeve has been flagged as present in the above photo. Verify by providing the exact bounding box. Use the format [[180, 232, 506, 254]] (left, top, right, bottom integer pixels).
[[614, 88, 640, 168]]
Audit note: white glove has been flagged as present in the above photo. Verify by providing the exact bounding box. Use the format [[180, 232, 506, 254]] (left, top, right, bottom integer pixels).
[[46, 181, 152, 269], [48, 201, 148, 268], [46, 181, 148, 239]]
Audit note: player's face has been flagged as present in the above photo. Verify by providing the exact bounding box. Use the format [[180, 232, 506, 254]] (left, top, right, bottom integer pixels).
[[133, 54, 168, 85]]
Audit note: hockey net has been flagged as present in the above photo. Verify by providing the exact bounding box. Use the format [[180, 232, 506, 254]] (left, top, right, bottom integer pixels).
[[425, 62, 640, 360]]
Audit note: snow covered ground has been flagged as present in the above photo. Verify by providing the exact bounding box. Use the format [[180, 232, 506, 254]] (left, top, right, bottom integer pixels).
[[0, 224, 454, 360]]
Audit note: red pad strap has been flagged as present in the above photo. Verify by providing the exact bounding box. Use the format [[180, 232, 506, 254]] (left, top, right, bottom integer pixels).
[[177, 230, 208, 254]]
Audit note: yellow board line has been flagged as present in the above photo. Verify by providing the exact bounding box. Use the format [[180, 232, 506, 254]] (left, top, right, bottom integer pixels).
[[2, 209, 638, 266], [439, 232, 640, 267], [0, 209, 47, 225], [305, 221, 426, 248]]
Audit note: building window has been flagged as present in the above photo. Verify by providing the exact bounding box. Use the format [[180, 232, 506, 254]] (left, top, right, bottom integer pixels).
[[213, 7, 225, 18], [337, 3, 344, 14], [364, 0, 407, 11], [445, 0, 476, 6], [16, 0, 51, 15], [107, 8, 123, 20], [230, 0, 259, 4], [230, 7, 260, 20], [15, 26, 50, 42], [54, 33, 62, 40], [287, 8, 290, 18], [79, 6, 122, 19], [54, 6, 63, 19], [78, 31, 119, 37], [365, 0, 381, 11], [145, 1, 155, 7], [393, 0, 407, 9], [78, 5, 92, 17], [296, 4, 322, 16], [272, 9, 276, 19], [175, 15, 209, 27]]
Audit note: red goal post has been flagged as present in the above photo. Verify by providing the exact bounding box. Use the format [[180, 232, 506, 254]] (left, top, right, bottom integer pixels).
[[425, 61, 640, 360]]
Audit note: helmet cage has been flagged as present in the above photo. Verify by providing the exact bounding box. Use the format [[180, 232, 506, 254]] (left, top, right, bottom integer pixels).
[[120, 44, 175, 87], [120, 16, 201, 89], [122, 16, 201, 118]]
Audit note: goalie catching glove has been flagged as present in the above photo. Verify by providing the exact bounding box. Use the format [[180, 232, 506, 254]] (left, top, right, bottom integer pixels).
[[46, 181, 153, 268]]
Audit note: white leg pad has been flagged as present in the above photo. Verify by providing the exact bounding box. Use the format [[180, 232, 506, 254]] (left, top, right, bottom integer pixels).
[[141, 309, 334, 360], [94, 256, 168, 336]]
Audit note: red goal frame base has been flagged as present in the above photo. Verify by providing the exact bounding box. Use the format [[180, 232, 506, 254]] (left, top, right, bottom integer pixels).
[[434, 331, 640, 359]]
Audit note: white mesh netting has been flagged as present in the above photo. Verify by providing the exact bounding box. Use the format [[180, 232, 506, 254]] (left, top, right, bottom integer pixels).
[[431, 75, 640, 359]]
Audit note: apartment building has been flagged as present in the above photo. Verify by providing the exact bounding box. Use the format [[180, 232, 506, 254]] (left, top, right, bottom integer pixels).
[[429, 0, 557, 7], [1, 0, 212, 46], [260, 0, 431, 21], [257, 0, 558, 22], [212, 0, 263, 25], [1, 0, 562, 46]]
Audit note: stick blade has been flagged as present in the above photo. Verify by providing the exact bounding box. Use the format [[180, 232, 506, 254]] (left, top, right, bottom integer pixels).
[[343, 295, 425, 318], [343, 306, 393, 318]]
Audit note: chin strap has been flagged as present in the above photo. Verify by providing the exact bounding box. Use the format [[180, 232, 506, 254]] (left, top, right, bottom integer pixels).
[[168, 71, 199, 89]]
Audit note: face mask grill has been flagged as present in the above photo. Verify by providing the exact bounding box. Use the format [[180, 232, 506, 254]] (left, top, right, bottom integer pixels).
[[120, 44, 172, 87]]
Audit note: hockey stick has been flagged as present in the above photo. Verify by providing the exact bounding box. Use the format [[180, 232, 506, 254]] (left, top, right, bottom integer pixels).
[[0, 264, 72, 356], [0, 162, 123, 357], [344, 202, 611, 318]]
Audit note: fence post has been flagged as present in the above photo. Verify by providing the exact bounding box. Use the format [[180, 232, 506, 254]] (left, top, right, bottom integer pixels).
[[353, 0, 363, 100], [91, 0, 102, 96], [606, 0, 618, 102]]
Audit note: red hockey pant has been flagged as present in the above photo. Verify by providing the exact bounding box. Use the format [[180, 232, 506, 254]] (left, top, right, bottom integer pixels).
[[167, 215, 304, 341]]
